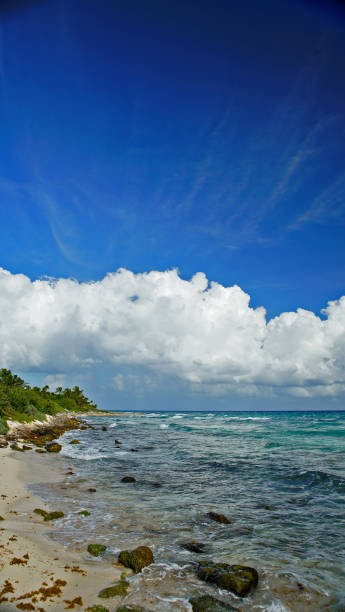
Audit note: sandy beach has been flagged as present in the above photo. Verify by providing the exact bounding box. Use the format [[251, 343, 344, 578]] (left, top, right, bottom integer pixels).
[[0, 443, 132, 612]]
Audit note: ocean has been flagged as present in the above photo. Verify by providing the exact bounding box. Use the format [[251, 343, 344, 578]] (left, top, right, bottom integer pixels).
[[31, 411, 345, 611]]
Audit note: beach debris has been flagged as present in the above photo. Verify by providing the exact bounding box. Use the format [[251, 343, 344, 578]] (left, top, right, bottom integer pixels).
[[63, 595, 83, 608], [34, 508, 64, 521], [87, 543, 107, 556], [10, 556, 28, 565], [78, 510, 91, 516], [207, 511, 231, 524], [121, 476, 136, 483], [69, 439, 80, 444], [182, 541, 207, 554], [98, 578, 129, 598], [45, 442, 62, 453], [190, 595, 238, 611], [118, 545, 154, 573], [197, 561, 258, 597]]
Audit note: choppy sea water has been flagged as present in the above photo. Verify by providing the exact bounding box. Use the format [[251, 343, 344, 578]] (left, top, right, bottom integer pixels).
[[31, 411, 345, 611]]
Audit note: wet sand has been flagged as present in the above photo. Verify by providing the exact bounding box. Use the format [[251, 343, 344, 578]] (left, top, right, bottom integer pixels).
[[0, 446, 131, 612]]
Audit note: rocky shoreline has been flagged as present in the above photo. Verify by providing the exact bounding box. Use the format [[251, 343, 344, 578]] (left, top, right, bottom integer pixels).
[[0, 415, 261, 612]]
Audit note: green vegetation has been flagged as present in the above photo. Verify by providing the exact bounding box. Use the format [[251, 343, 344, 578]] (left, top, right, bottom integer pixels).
[[0, 368, 97, 432]]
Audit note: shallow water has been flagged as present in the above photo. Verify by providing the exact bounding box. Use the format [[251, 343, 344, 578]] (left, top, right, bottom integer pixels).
[[31, 411, 345, 610]]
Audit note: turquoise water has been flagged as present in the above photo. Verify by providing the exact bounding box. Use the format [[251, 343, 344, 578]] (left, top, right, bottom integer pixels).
[[33, 411, 345, 610]]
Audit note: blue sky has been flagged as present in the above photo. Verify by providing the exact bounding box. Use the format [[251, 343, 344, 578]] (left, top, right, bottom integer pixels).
[[1, 0, 345, 409]]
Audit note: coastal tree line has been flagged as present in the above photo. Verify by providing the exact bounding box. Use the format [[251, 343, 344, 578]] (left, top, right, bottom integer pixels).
[[0, 368, 96, 434]]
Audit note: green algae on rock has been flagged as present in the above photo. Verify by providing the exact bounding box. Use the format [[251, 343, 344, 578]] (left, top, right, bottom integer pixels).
[[34, 508, 64, 521], [190, 595, 238, 611], [87, 544, 107, 556], [69, 439, 80, 444], [78, 510, 91, 516], [116, 607, 145, 611], [98, 579, 129, 598], [197, 561, 258, 597], [86, 606, 110, 612], [45, 442, 62, 452], [118, 546, 154, 573]]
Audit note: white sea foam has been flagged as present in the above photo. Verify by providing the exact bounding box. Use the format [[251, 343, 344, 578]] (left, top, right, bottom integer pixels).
[[160, 424, 169, 429]]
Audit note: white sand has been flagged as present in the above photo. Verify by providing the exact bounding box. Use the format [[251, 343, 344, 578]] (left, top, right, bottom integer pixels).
[[0, 445, 132, 612]]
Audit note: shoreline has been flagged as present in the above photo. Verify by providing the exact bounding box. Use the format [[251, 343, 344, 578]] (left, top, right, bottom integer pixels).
[[0, 416, 132, 612]]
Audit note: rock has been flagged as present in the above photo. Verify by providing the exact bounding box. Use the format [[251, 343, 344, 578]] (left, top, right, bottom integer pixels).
[[207, 511, 231, 524], [34, 508, 64, 521], [45, 442, 62, 453], [35, 449, 46, 453], [115, 440, 122, 444], [121, 476, 136, 483], [118, 546, 154, 573], [0, 516, 4, 521], [98, 579, 129, 598], [102, 426, 107, 431], [130, 448, 138, 452], [78, 510, 91, 516], [69, 439, 80, 444], [197, 561, 258, 597], [22, 445, 32, 450], [88, 488, 97, 492], [86, 606, 110, 612], [87, 544, 107, 556], [116, 607, 145, 612], [190, 595, 238, 611], [10, 444, 24, 451], [182, 541, 207, 554]]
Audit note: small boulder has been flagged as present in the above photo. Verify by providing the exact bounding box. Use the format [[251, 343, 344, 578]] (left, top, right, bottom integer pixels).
[[88, 488, 97, 492], [121, 476, 136, 483], [86, 606, 110, 612], [45, 442, 62, 453], [78, 510, 91, 516], [34, 508, 64, 521], [98, 579, 129, 598], [118, 546, 154, 573], [69, 439, 80, 444], [87, 544, 107, 557], [102, 426, 107, 431], [182, 541, 207, 554], [197, 561, 258, 597], [116, 607, 145, 612], [115, 439, 122, 444], [190, 595, 238, 611], [207, 511, 231, 524]]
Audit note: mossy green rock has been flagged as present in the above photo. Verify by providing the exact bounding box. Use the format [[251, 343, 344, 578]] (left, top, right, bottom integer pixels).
[[190, 595, 238, 611], [78, 510, 91, 516], [88, 543, 107, 556], [116, 607, 145, 612], [98, 580, 129, 598], [34, 508, 64, 521], [69, 439, 80, 444], [197, 561, 258, 597], [86, 606, 110, 612], [45, 442, 62, 452], [118, 546, 154, 573]]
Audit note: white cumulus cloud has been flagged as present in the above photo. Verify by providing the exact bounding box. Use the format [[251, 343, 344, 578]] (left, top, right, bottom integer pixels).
[[0, 267, 344, 397]]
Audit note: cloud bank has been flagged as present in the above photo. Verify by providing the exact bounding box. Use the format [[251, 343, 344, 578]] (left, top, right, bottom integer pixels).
[[0, 267, 344, 397]]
